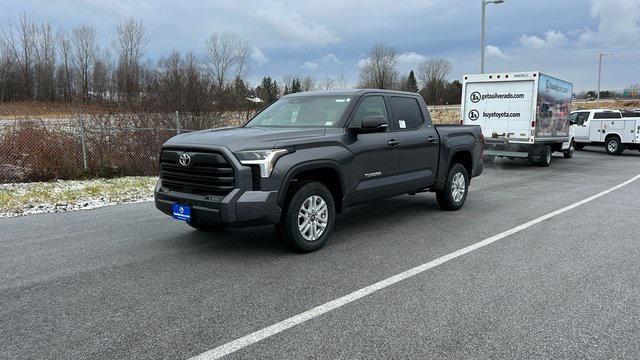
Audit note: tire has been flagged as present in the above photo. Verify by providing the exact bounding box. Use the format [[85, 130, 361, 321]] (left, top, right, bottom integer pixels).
[[563, 140, 575, 159], [276, 181, 336, 252], [605, 136, 624, 155], [436, 163, 469, 211], [482, 155, 495, 164], [188, 221, 223, 231], [534, 145, 552, 167]]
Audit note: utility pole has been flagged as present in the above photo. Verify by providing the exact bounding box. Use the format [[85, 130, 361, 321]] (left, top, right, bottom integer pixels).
[[481, 0, 505, 73], [597, 52, 612, 103]]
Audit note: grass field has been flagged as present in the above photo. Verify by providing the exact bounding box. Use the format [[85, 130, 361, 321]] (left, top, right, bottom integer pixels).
[[0, 176, 157, 217], [2, 99, 638, 123]]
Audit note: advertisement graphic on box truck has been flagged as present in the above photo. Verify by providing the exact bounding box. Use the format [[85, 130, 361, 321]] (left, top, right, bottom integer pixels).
[[536, 74, 572, 139]]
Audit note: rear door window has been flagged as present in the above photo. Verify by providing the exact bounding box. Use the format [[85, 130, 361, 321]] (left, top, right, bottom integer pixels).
[[593, 112, 622, 119], [621, 111, 640, 118], [389, 96, 424, 130]]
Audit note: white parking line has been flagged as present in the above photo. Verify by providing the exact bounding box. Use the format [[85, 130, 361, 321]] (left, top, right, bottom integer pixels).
[[189, 173, 640, 360]]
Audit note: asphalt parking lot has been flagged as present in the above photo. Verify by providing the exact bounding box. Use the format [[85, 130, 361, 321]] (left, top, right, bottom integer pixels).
[[2, 146, 640, 359]]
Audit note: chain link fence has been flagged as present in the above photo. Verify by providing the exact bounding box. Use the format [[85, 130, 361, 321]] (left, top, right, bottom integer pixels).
[[0, 102, 249, 183]]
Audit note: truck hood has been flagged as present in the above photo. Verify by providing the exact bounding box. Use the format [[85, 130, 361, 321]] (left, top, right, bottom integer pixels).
[[163, 126, 327, 152]]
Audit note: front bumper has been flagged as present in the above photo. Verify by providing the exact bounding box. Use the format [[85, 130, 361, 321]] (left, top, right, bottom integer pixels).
[[154, 144, 282, 227], [155, 182, 282, 227]]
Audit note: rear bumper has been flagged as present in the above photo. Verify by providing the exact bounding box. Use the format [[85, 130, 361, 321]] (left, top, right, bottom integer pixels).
[[483, 141, 566, 157], [155, 180, 282, 227]]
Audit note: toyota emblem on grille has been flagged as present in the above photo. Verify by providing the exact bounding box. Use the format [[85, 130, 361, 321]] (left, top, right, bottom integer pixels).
[[178, 153, 191, 167]]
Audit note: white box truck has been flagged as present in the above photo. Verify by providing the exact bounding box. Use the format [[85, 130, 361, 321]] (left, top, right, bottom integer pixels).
[[461, 71, 574, 166], [570, 109, 640, 155]]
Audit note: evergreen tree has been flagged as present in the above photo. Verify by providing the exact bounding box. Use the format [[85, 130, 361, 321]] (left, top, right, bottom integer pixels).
[[256, 76, 279, 103], [406, 70, 419, 93], [291, 78, 302, 93]]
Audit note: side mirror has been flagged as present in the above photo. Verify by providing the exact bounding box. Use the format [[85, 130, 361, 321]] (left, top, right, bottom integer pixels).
[[349, 116, 388, 134]]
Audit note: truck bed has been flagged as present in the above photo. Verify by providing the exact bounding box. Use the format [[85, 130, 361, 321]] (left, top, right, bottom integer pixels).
[[433, 124, 484, 187]]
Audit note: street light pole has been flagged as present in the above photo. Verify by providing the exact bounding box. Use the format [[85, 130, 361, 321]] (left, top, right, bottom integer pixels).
[[480, 0, 505, 74], [597, 52, 612, 103]]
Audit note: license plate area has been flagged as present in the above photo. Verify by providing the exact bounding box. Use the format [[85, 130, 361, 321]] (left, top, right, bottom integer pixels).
[[172, 204, 191, 222]]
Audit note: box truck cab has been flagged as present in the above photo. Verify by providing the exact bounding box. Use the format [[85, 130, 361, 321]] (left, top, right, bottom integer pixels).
[[462, 71, 574, 166], [571, 109, 640, 155]]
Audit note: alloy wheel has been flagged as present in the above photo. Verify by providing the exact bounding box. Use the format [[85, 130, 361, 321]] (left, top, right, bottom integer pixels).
[[297, 195, 329, 241], [451, 172, 466, 203]]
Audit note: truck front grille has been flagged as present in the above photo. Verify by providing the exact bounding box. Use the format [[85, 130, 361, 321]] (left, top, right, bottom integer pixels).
[[160, 149, 235, 196]]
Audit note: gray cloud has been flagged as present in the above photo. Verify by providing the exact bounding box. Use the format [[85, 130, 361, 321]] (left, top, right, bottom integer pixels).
[[4, 0, 638, 91], [254, 1, 340, 46]]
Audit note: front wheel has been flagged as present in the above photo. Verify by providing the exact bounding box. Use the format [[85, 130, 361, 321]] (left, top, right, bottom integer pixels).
[[563, 141, 575, 159], [436, 163, 469, 211], [276, 181, 336, 252]]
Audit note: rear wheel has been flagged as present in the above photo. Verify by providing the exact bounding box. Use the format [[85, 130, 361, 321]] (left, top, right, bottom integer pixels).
[[276, 181, 335, 252], [563, 140, 575, 159], [482, 155, 495, 164], [605, 136, 624, 155], [436, 163, 469, 211], [534, 145, 552, 167]]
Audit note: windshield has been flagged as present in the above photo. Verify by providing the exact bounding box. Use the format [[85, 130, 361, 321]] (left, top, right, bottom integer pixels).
[[245, 95, 352, 128]]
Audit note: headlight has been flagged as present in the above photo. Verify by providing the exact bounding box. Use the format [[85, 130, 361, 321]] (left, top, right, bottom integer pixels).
[[234, 149, 291, 178]]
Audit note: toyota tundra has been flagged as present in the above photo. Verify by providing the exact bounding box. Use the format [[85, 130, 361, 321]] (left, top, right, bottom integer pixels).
[[155, 89, 484, 252]]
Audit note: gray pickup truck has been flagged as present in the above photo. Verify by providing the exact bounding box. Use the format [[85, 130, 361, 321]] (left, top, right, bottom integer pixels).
[[155, 89, 484, 251]]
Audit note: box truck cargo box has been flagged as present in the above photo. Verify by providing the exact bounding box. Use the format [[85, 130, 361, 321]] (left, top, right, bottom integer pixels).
[[462, 71, 574, 166]]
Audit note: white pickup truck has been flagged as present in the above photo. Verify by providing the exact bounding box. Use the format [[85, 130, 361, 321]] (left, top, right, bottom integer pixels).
[[570, 109, 640, 155]]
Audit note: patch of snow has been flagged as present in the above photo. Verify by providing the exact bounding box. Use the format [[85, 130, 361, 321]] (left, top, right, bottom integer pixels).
[[0, 177, 157, 218]]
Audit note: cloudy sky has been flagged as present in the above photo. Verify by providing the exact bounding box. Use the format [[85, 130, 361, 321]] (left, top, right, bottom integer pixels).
[[5, 0, 640, 91]]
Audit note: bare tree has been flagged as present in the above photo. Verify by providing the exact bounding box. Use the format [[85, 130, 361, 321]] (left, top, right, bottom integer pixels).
[[72, 24, 97, 101], [184, 51, 210, 113], [235, 39, 249, 81], [2, 13, 37, 99], [92, 48, 112, 101], [416, 58, 452, 105], [335, 73, 347, 89], [57, 29, 73, 101], [205, 32, 248, 93], [113, 18, 148, 102], [320, 77, 336, 90], [358, 43, 398, 89], [34, 22, 56, 100], [300, 76, 315, 92], [0, 33, 13, 101], [157, 50, 185, 110]]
